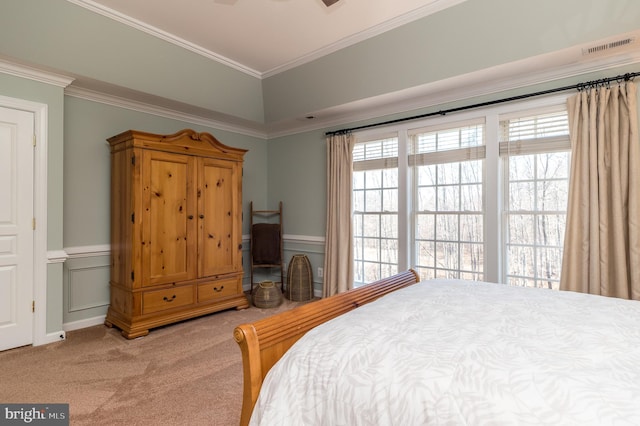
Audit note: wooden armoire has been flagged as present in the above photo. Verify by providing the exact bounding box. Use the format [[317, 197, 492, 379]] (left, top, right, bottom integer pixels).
[[105, 129, 249, 338]]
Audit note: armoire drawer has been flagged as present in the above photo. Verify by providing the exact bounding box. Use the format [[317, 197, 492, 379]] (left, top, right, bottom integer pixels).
[[198, 278, 238, 302], [142, 285, 194, 314]]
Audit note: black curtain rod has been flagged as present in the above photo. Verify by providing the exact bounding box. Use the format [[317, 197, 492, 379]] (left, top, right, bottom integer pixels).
[[325, 71, 640, 137]]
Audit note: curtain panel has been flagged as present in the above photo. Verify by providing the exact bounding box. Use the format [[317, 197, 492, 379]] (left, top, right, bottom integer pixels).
[[561, 81, 640, 300], [323, 133, 355, 297]]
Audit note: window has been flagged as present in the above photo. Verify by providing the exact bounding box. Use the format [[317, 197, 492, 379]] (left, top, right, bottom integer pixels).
[[500, 108, 570, 289], [409, 120, 485, 281], [352, 137, 399, 284], [352, 96, 571, 288]]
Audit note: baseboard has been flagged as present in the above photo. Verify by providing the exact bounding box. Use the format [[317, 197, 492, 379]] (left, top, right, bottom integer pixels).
[[63, 315, 107, 332], [34, 331, 66, 346]]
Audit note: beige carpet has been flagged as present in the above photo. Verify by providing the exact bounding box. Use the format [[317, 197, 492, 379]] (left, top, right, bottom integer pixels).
[[0, 296, 310, 425]]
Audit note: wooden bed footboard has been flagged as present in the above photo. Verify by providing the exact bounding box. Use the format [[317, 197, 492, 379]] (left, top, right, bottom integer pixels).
[[233, 269, 420, 426]]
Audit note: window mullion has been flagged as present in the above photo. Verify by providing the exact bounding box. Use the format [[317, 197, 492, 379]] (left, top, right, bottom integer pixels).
[[398, 130, 409, 271], [485, 113, 501, 283]]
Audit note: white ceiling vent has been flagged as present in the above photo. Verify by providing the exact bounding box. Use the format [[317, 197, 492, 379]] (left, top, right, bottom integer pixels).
[[582, 37, 636, 56]]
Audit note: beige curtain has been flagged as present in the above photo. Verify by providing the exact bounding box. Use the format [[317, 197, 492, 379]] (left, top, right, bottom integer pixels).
[[323, 133, 355, 297], [560, 81, 640, 300]]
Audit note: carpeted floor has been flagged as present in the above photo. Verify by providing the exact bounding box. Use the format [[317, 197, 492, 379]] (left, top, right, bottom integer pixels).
[[0, 296, 310, 425]]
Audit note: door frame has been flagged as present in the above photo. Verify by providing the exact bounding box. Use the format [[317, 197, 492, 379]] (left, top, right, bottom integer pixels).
[[0, 94, 56, 346]]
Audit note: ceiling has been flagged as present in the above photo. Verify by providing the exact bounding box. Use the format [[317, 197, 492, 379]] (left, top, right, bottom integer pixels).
[[71, 0, 463, 77]]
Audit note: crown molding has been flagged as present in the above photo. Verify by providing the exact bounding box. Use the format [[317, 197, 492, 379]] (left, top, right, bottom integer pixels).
[[0, 58, 74, 87], [67, 0, 466, 79], [261, 0, 468, 78], [64, 85, 269, 139], [6, 27, 635, 141], [66, 0, 262, 78], [64, 39, 640, 141]]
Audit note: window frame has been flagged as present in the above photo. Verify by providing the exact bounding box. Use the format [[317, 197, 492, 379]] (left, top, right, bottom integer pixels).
[[352, 135, 401, 284], [499, 106, 571, 289], [352, 94, 570, 285], [408, 118, 486, 281]]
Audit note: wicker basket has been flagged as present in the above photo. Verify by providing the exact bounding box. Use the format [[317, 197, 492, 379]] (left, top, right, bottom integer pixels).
[[286, 254, 313, 301], [253, 280, 282, 308]]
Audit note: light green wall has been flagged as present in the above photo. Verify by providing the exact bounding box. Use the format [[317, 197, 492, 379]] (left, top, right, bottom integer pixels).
[[0, 0, 264, 123], [266, 130, 327, 237], [263, 0, 640, 122]]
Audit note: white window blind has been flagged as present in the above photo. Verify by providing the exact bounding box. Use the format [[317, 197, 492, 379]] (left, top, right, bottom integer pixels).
[[353, 137, 398, 171], [499, 108, 570, 155], [410, 118, 485, 166]]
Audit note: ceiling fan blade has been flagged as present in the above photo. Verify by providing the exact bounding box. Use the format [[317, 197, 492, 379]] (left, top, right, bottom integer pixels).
[[322, 0, 340, 6]]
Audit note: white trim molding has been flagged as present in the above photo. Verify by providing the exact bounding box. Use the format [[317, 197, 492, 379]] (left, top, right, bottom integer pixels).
[[67, 0, 467, 79], [40, 331, 67, 345], [0, 58, 74, 87], [283, 234, 326, 245], [65, 0, 260, 78], [64, 244, 110, 259], [47, 250, 69, 264], [64, 85, 268, 139], [2, 30, 639, 140], [52, 29, 640, 140], [262, 0, 468, 77], [63, 315, 106, 332], [241, 234, 326, 245]]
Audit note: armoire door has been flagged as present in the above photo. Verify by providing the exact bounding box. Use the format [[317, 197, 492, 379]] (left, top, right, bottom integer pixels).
[[199, 157, 241, 277], [141, 150, 198, 286]]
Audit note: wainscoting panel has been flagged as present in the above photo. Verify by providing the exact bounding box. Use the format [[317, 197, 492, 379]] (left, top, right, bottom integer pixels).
[[68, 266, 110, 312], [63, 246, 110, 331]]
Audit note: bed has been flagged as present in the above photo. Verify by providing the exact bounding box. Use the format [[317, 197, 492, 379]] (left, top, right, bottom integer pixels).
[[233, 270, 640, 425]]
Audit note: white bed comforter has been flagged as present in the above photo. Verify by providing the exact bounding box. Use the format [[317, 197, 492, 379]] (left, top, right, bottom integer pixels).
[[250, 280, 640, 426]]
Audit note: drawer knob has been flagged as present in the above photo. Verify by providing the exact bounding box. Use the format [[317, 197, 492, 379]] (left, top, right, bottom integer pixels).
[[213, 286, 224, 292], [163, 295, 177, 302]]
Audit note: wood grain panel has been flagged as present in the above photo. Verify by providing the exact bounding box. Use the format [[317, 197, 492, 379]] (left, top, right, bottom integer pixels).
[[142, 150, 197, 286], [199, 158, 241, 277]]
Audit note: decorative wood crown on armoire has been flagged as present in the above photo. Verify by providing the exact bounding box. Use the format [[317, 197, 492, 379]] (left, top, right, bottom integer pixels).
[[105, 129, 249, 339]]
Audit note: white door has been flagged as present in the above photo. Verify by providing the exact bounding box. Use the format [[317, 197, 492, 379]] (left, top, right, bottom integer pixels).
[[0, 106, 34, 351]]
